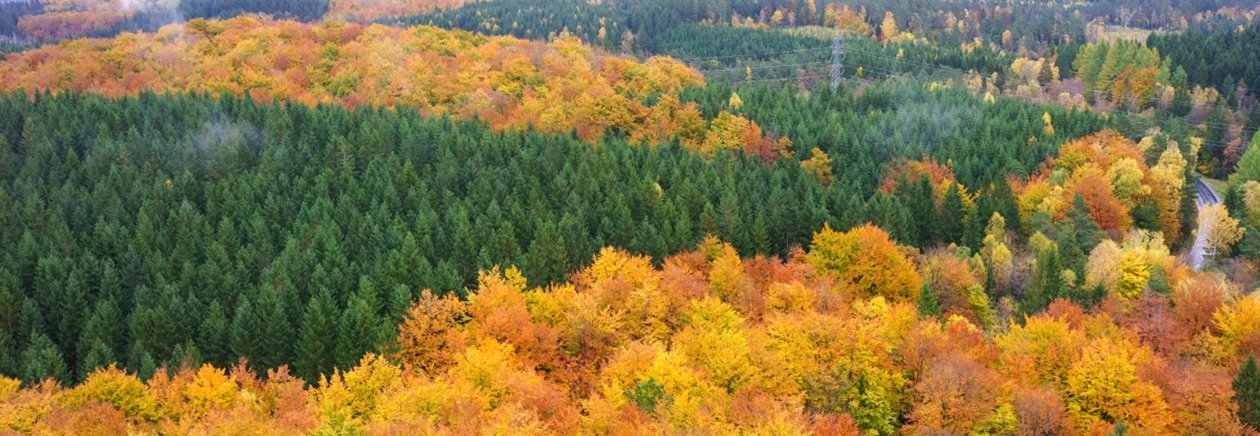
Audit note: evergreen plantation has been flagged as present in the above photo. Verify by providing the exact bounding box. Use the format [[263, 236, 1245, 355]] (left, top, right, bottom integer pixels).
[[0, 80, 1106, 384]]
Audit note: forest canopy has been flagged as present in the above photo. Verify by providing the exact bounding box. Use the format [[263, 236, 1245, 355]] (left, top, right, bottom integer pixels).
[[2, 0, 1260, 433], [0, 17, 753, 145]]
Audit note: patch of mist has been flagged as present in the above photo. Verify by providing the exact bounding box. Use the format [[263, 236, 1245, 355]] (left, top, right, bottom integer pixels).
[[116, 0, 186, 32], [185, 114, 263, 176]]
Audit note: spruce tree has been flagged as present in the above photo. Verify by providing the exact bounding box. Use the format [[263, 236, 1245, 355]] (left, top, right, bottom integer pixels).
[[228, 298, 260, 369], [57, 266, 88, 369], [79, 338, 115, 381], [963, 201, 986, 252], [526, 221, 569, 285], [22, 332, 69, 384], [1180, 167, 1199, 247], [335, 294, 384, 370], [295, 288, 337, 383], [940, 183, 966, 244], [992, 181, 1022, 239], [78, 298, 123, 366], [1068, 194, 1103, 253], [126, 343, 157, 381], [901, 176, 939, 247], [251, 288, 293, 372], [1225, 184, 1248, 220], [199, 301, 230, 368], [750, 211, 771, 255], [918, 284, 940, 317], [1236, 355, 1260, 430], [1023, 249, 1064, 315]]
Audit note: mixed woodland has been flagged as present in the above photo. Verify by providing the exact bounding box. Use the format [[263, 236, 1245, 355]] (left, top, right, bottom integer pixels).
[[1, 0, 1260, 434]]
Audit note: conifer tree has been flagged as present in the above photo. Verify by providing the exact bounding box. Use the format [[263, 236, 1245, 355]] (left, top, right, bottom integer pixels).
[[1069, 194, 1103, 254], [918, 284, 940, 317], [79, 339, 115, 380], [335, 293, 384, 370], [251, 287, 293, 372], [199, 301, 230, 368], [78, 298, 123, 368], [940, 184, 966, 244], [228, 298, 260, 369], [22, 332, 69, 384], [295, 288, 337, 383], [1236, 355, 1260, 430]]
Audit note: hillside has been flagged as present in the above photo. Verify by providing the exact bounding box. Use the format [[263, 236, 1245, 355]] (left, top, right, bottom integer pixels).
[[0, 16, 773, 147], [1, 233, 1248, 434], [5, 0, 1260, 434]]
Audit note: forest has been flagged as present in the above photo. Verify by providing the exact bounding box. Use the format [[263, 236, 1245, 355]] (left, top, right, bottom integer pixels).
[[2, 0, 1260, 433]]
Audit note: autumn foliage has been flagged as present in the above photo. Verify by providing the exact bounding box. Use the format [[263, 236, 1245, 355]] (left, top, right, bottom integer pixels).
[[1017, 129, 1188, 240], [13, 0, 178, 40], [2, 231, 1249, 433], [879, 159, 958, 199], [0, 16, 780, 152], [16, 10, 128, 40]]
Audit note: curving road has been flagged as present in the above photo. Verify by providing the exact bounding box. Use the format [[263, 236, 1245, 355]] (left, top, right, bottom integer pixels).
[[1187, 178, 1220, 270]]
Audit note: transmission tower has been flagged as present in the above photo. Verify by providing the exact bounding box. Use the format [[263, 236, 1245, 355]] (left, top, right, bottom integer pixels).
[[830, 33, 845, 91]]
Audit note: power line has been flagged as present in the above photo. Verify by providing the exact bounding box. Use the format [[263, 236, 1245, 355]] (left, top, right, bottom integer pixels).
[[670, 33, 1259, 146], [666, 46, 830, 63], [651, 32, 1260, 121], [696, 60, 828, 75], [831, 33, 844, 91]]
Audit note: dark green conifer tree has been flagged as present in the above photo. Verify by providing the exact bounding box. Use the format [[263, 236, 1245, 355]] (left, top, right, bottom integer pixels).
[[940, 183, 966, 244], [79, 339, 115, 380], [1235, 355, 1260, 430], [199, 301, 230, 368], [335, 293, 384, 370], [23, 332, 69, 384], [918, 284, 940, 317], [1068, 194, 1103, 254], [295, 288, 337, 383]]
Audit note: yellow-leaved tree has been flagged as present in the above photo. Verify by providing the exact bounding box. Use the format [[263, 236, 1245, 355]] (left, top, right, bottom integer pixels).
[[806, 223, 921, 303], [1064, 337, 1170, 432], [1202, 204, 1244, 260]]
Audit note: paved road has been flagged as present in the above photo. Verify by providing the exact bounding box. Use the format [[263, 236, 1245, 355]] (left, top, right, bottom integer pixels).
[[1187, 178, 1220, 270]]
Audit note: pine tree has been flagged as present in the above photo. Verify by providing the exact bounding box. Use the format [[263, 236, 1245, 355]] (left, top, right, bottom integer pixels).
[[1237, 355, 1260, 430]]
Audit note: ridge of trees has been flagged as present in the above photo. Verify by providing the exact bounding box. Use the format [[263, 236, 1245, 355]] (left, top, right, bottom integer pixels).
[[0, 81, 1114, 387], [1, 233, 1255, 434], [0, 16, 792, 151]]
